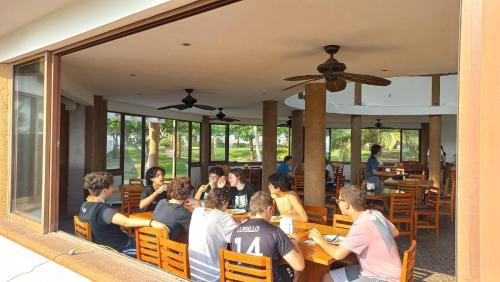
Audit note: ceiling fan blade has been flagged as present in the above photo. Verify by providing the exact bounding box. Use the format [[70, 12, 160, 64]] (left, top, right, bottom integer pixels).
[[174, 104, 191, 110], [326, 79, 347, 92], [341, 72, 391, 86], [282, 77, 323, 91], [157, 104, 188, 110], [194, 104, 217, 111], [284, 75, 324, 81], [223, 117, 240, 122]]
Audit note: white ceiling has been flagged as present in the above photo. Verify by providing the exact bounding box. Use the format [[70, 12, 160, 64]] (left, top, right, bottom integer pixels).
[[0, 0, 77, 38], [61, 0, 460, 121]]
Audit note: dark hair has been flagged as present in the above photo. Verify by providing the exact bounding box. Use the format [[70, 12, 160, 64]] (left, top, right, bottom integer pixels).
[[145, 166, 166, 186], [84, 171, 114, 196], [249, 191, 273, 216], [268, 173, 291, 191], [166, 177, 191, 200], [229, 168, 246, 183], [370, 144, 382, 156], [209, 166, 225, 177], [339, 185, 366, 211], [284, 156, 292, 163], [205, 188, 230, 210]]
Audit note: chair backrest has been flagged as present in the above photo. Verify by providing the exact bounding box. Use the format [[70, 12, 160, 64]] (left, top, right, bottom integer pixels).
[[399, 182, 418, 198], [408, 174, 425, 180], [121, 186, 144, 215], [426, 187, 440, 210], [219, 249, 272, 282], [389, 193, 415, 222], [359, 166, 366, 184], [135, 226, 169, 267], [304, 205, 327, 224], [159, 237, 190, 279], [129, 178, 144, 185], [73, 215, 92, 241], [335, 174, 346, 189], [333, 214, 353, 236], [294, 173, 304, 191], [335, 163, 344, 176], [401, 240, 417, 282], [248, 168, 262, 190]]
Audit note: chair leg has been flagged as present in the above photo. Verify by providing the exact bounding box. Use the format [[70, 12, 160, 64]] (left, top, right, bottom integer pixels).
[[451, 202, 455, 223], [414, 213, 418, 237], [435, 213, 440, 236]]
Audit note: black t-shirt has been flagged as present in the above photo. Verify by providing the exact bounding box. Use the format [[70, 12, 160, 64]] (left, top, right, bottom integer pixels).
[[152, 200, 191, 241], [228, 184, 256, 211], [78, 201, 129, 252], [140, 185, 168, 212], [230, 218, 294, 281]]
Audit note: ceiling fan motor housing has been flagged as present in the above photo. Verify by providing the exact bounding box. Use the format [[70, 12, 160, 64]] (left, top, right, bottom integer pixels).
[[182, 95, 197, 105]]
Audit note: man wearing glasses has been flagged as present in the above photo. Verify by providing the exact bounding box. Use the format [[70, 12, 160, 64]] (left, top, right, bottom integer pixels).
[[309, 185, 402, 282]]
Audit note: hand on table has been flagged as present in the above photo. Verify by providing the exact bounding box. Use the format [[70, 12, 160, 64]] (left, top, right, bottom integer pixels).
[[308, 228, 325, 244]]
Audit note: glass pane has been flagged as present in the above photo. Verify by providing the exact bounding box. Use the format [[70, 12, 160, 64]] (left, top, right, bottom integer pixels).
[[325, 129, 330, 160], [402, 130, 420, 161], [106, 112, 121, 169], [229, 125, 263, 162], [176, 121, 189, 176], [145, 118, 175, 179], [123, 115, 143, 183], [277, 127, 290, 161], [330, 129, 351, 162], [211, 124, 226, 161], [11, 59, 45, 222], [362, 129, 401, 163], [191, 122, 201, 163]]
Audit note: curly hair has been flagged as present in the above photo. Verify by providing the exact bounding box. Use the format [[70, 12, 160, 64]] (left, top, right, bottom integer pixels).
[[205, 188, 230, 210], [166, 177, 191, 200], [84, 171, 114, 196], [145, 166, 166, 186]]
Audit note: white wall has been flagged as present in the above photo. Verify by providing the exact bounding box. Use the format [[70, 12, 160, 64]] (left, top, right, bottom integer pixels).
[[190, 166, 201, 188], [66, 103, 86, 216], [442, 116, 457, 163]]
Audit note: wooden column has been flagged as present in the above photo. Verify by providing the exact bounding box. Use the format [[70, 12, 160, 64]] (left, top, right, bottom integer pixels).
[[200, 116, 210, 184], [350, 83, 362, 185], [0, 64, 11, 221], [420, 123, 430, 166], [262, 101, 278, 189], [304, 83, 326, 206], [291, 110, 304, 170], [84, 96, 107, 173], [458, 0, 500, 279], [428, 75, 441, 188], [146, 122, 160, 169]]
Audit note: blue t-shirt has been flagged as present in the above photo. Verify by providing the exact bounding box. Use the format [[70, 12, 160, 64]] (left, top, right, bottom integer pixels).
[[365, 155, 379, 180], [276, 162, 291, 175]]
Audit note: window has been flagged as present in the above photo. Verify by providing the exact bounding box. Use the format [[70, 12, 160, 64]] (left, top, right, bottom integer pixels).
[[175, 121, 189, 176], [11, 59, 45, 222], [330, 129, 351, 162], [191, 122, 201, 163], [106, 112, 121, 170], [402, 130, 420, 161], [123, 115, 143, 183], [211, 124, 226, 161], [362, 129, 401, 163], [159, 119, 175, 178], [277, 127, 290, 161], [229, 125, 263, 162]]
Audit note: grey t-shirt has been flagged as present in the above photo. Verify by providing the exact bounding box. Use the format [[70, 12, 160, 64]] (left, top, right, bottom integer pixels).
[[152, 200, 191, 241]]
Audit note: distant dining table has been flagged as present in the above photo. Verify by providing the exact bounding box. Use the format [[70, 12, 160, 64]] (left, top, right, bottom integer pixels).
[[383, 178, 434, 203]]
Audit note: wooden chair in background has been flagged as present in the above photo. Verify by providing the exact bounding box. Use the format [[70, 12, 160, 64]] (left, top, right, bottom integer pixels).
[[294, 173, 305, 201], [128, 178, 144, 185], [399, 182, 419, 203], [121, 186, 144, 215], [440, 176, 456, 223], [219, 249, 272, 282], [415, 187, 440, 237], [332, 214, 353, 236], [389, 193, 415, 242], [304, 205, 327, 224], [159, 237, 190, 279], [135, 226, 169, 267], [408, 173, 425, 180], [401, 240, 417, 282], [73, 215, 92, 241]]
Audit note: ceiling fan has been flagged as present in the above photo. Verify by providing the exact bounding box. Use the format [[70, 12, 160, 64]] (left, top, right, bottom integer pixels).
[[279, 116, 292, 128], [363, 119, 394, 129], [210, 108, 240, 123], [157, 89, 216, 111], [283, 45, 391, 92]]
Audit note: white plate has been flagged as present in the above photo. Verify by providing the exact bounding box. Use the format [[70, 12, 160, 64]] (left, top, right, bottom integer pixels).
[[304, 235, 344, 245], [226, 209, 246, 215]]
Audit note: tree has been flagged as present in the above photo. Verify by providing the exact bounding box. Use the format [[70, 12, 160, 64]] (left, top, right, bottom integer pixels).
[[107, 116, 121, 159]]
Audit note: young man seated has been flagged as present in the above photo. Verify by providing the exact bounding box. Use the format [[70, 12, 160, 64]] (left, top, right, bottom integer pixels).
[[230, 191, 305, 282], [139, 166, 168, 212], [227, 168, 256, 211], [79, 172, 168, 257], [268, 172, 308, 222], [194, 166, 227, 202], [188, 188, 238, 282], [152, 177, 192, 242], [277, 155, 294, 176], [309, 185, 402, 282]]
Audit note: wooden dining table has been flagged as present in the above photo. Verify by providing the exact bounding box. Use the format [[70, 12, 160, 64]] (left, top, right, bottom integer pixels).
[[383, 178, 434, 203]]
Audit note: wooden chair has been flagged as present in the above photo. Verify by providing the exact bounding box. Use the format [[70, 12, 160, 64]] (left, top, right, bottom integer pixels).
[[248, 168, 262, 190], [389, 193, 415, 242], [304, 205, 327, 224], [128, 178, 144, 185], [73, 215, 92, 241], [332, 214, 353, 236], [401, 240, 417, 282], [121, 186, 144, 215], [294, 173, 305, 201], [399, 182, 419, 202], [159, 237, 190, 279], [440, 177, 456, 223], [415, 187, 440, 236], [219, 249, 272, 282], [408, 173, 425, 180], [135, 226, 169, 267]]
